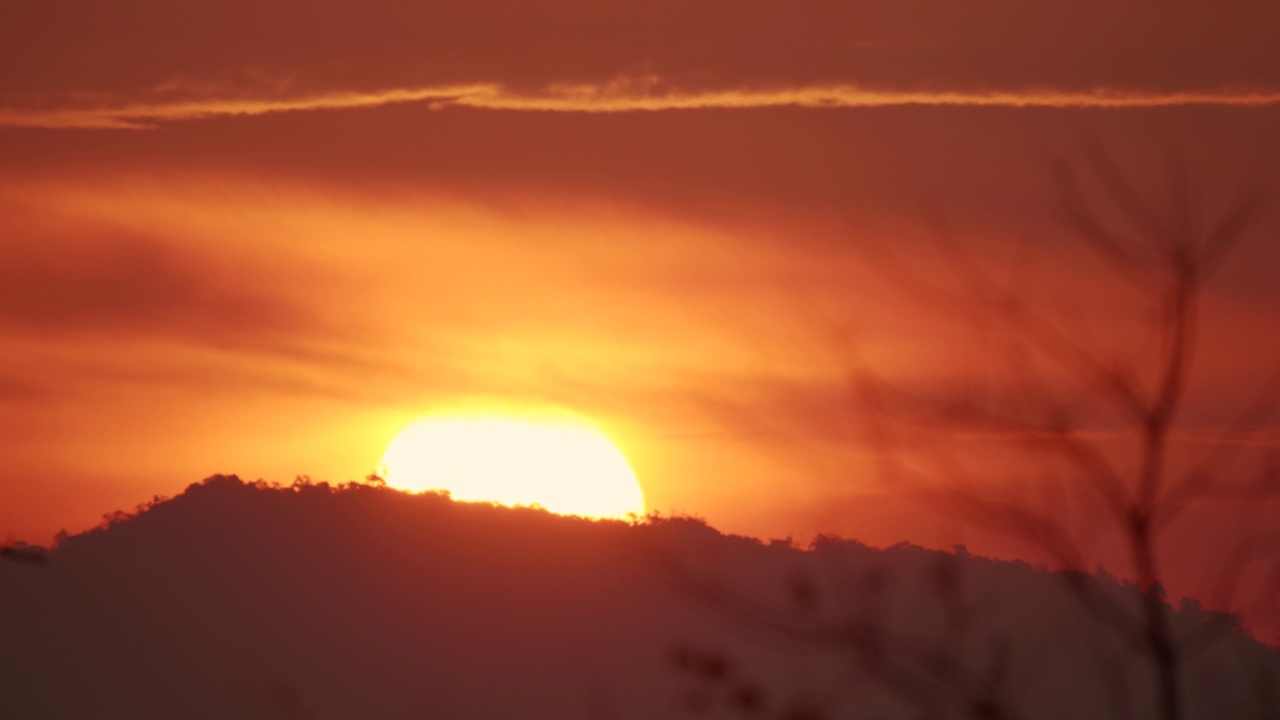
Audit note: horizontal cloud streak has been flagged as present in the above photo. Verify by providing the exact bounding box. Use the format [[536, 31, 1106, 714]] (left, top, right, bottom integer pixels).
[[0, 86, 489, 129], [5, 80, 1280, 129]]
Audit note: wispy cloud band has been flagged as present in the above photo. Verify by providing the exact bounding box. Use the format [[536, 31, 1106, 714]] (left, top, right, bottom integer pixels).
[[0, 86, 489, 129], [5, 80, 1280, 129]]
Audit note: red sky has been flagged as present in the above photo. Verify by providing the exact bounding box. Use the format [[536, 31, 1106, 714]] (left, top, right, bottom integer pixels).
[[3, 0, 1279, 633]]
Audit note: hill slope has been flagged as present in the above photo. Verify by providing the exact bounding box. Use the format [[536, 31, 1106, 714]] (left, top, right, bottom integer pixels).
[[1, 476, 1276, 719]]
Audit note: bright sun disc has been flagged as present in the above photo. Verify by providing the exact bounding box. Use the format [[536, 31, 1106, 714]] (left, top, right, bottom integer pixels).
[[378, 414, 645, 519]]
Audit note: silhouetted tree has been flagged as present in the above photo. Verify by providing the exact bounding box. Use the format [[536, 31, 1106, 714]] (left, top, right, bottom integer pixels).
[[669, 142, 1279, 720]]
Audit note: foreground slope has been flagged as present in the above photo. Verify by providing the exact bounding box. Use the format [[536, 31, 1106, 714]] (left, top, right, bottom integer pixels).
[[1, 476, 1276, 719]]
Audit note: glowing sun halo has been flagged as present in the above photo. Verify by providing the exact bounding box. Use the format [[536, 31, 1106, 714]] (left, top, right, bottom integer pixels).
[[378, 415, 645, 519]]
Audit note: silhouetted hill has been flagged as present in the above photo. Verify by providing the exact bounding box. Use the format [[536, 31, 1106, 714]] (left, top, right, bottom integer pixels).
[[1, 476, 1276, 719]]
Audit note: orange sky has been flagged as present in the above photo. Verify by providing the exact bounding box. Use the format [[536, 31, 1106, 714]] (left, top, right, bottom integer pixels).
[[3, 0, 1280, 636]]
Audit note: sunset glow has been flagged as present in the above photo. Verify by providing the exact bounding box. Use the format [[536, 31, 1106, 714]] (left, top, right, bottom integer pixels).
[[378, 415, 645, 520], [4, 0, 1280, 673]]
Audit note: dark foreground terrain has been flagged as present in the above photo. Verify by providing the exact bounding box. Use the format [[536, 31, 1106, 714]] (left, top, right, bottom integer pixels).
[[1, 476, 1276, 719]]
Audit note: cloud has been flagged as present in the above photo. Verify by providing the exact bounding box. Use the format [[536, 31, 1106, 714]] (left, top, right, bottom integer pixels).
[[0, 85, 491, 129], [3, 0, 1278, 106], [0, 231, 309, 346], [5, 80, 1280, 129], [0, 194, 430, 414], [0, 373, 49, 403]]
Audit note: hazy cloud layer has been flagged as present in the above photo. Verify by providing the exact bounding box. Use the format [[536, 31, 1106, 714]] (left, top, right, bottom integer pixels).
[[0, 232, 305, 343], [3, 100, 1279, 558]]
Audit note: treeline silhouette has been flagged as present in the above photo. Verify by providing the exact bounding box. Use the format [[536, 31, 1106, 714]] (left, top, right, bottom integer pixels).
[[1, 475, 1275, 719]]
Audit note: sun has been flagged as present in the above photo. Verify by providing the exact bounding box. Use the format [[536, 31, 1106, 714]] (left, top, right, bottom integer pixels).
[[377, 412, 645, 519]]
